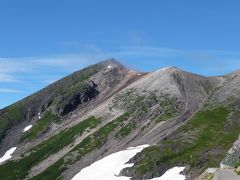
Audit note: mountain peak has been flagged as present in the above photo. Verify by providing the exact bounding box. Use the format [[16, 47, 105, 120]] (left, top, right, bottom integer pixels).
[[1, 58, 240, 180], [101, 58, 121, 65], [155, 66, 184, 74], [98, 58, 126, 70]]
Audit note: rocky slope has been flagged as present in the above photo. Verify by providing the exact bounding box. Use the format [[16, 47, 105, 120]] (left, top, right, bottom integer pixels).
[[0, 59, 239, 180]]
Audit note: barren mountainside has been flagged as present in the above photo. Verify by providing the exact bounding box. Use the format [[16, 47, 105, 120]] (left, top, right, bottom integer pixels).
[[0, 59, 240, 180]]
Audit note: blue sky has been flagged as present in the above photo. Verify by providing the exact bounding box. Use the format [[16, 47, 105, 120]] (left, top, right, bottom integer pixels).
[[1, 0, 240, 108]]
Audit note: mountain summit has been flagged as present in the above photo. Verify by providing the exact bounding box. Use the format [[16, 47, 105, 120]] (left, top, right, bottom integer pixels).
[[0, 59, 240, 180]]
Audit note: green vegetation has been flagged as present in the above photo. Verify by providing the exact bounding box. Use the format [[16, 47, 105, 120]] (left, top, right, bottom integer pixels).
[[53, 81, 88, 109], [159, 96, 179, 111], [31, 113, 129, 180], [155, 112, 175, 123], [115, 121, 135, 138], [135, 146, 160, 173], [22, 112, 60, 141], [113, 90, 183, 125], [51, 64, 101, 112], [0, 103, 24, 141], [52, 63, 101, 96], [0, 116, 101, 180], [133, 106, 240, 175], [154, 96, 181, 123], [112, 89, 148, 115]]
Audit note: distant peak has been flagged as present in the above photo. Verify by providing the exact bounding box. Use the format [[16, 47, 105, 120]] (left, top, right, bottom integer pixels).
[[158, 66, 183, 72]]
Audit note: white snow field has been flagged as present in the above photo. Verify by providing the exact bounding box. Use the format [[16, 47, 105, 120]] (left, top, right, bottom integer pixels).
[[72, 145, 149, 180], [23, 125, 33, 132], [72, 144, 185, 180], [108, 65, 112, 68], [0, 147, 17, 163], [147, 166, 185, 180]]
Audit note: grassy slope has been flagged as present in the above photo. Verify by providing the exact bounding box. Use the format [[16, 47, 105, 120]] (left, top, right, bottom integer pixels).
[[132, 106, 240, 177], [112, 89, 183, 138], [115, 121, 135, 138], [0, 103, 25, 142], [0, 116, 101, 180], [112, 90, 182, 119], [22, 111, 60, 141], [30, 113, 130, 180]]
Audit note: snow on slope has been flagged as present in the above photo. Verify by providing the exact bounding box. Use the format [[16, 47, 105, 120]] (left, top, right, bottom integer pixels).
[[0, 147, 17, 163], [72, 145, 149, 180], [23, 125, 33, 132], [72, 145, 185, 180], [148, 167, 185, 180]]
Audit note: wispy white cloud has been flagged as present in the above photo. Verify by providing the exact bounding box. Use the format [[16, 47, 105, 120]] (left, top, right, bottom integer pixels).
[[0, 55, 101, 84], [32, 55, 98, 68], [0, 74, 20, 82], [0, 88, 23, 93], [0, 58, 32, 73], [1, 46, 240, 84]]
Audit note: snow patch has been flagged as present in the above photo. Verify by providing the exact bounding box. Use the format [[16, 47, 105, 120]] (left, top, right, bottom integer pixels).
[[23, 125, 33, 132], [148, 166, 185, 180], [72, 144, 185, 180], [127, 144, 149, 150], [72, 145, 149, 180], [0, 147, 17, 163], [108, 65, 112, 69], [38, 112, 41, 119]]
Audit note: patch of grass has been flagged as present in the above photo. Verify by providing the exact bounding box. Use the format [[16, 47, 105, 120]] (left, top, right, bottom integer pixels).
[[0, 116, 101, 180], [115, 121, 135, 138], [0, 103, 25, 141], [112, 90, 148, 115], [133, 106, 240, 176], [135, 146, 161, 174], [53, 82, 88, 109], [113, 91, 183, 126], [154, 96, 182, 123], [22, 111, 60, 141], [155, 112, 174, 123], [52, 63, 101, 97], [31, 113, 129, 180]]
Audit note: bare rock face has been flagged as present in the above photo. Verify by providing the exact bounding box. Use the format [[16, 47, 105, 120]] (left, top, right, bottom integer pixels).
[[0, 59, 240, 180], [57, 81, 99, 116], [221, 137, 240, 168]]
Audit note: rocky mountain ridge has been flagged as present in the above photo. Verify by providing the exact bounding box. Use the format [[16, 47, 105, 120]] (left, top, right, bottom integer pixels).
[[0, 59, 240, 180]]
